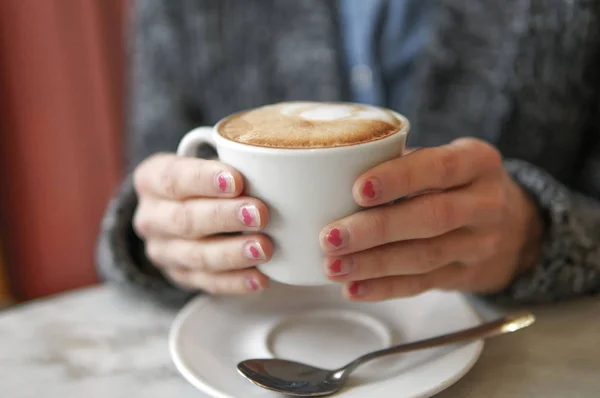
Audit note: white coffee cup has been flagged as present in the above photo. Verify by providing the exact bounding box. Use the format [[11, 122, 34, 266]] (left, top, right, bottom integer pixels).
[[177, 106, 410, 286]]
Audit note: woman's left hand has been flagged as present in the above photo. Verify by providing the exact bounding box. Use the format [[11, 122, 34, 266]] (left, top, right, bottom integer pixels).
[[320, 138, 544, 301]]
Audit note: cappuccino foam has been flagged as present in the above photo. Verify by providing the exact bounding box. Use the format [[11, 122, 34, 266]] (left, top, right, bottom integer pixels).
[[218, 102, 402, 148]]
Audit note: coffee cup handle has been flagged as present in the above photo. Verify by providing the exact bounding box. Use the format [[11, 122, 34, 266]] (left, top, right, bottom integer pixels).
[[177, 126, 216, 157]]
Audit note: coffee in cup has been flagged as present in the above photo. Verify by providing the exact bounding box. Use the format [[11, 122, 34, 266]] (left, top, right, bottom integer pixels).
[[219, 102, 403, 149]]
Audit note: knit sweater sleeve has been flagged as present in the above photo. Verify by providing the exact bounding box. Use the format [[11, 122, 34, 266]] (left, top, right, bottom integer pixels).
[[493, 125, 600, 303], [125, 0, 196, 170], [95, 0, 212, 307]]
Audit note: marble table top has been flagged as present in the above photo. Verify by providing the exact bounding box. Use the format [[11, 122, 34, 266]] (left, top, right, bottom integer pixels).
[[1, 285, 598, 397]]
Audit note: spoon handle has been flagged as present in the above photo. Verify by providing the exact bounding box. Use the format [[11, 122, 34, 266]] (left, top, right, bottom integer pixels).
[[339, 311, 535, 375]]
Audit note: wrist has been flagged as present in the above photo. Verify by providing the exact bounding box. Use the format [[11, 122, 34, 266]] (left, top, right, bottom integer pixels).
[[511, 179, 545, 274]]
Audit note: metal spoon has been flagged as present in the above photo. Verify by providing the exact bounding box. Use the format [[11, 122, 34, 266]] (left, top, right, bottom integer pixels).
[[237, 311, 535, 397]]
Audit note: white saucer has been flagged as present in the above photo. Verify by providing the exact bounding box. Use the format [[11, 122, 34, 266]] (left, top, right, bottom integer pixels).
[[169, 283, 483, 398]]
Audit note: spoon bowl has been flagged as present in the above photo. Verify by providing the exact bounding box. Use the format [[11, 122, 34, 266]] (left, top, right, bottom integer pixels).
[[238, 359, 342, 397]]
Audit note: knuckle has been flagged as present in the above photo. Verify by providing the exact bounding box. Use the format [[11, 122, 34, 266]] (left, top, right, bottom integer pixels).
[[171, 202, 195, 237], [184, 244, 207, 270], [133, 154, 162, 194], [368, 210, 390, 243], [486, 200, 508, 222], [456, 139, 503, 175], [165, 269, 185, 286], [491, 185, 508, 206], [435, 147, 461, 182], [405, 276, 429, 296], [492, 191, 509, 220], [132, 208, 150, 238], [202, 281, 220, 295], [225, 277, 244, 294], [378, 280, 396, 301], [159, 158, 181, 199], [209, 201, 230, 232], [482, 144, 503, 170], [426, 195, 457, 233], [370, 250, 390, 279], [479, 186, 508, 223], [188, 273, 217, 294], [469, 139, 502, 172], [422, 241, 446, 270], [145, 241, 162, 265], [214, 247, 235, 271], [191, 169, 206, 193], [132, 167, 146, 195], [210, 277, 238, 295], [396, 167, 415, 195], [481, 234, 501, 258], [462, 137, 486, 153]]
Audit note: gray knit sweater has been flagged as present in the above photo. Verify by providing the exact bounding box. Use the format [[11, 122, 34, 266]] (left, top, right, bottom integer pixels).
[[97, 0, 600, 307]]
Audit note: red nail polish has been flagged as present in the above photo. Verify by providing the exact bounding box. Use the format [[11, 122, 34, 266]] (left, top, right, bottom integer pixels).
[[327, 228, 343, 247], [245, 242, 266, 260], [216, 172, 234, 193], [249, 246, 260, 259], [239, 205, 260, 227], [330, 259, 343, 274], [328, 258, 352, 276], [246, 278, 261, 291], [242, 208, 253, 225], [218, 175, 228, 191], [362, 180, 377, 199], [348, 282, 362, 297]]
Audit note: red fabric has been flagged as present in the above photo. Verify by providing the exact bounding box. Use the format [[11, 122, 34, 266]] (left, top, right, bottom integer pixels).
[[0, 0, 128, 300]]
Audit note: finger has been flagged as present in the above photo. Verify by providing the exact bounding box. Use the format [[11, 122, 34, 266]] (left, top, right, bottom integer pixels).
[[353, 138, 502, 206], [134, 197, 269, 239], [321, 187, 502, 255], [324, 228, 485, 282], [133, 153, 244, 200], [146, 234, 273, 272], [342, 263, 467, 302], [164, 267, 270, 295]]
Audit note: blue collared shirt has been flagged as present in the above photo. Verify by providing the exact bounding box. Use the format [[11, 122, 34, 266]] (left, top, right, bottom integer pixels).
[[338, 0, 434, 112]]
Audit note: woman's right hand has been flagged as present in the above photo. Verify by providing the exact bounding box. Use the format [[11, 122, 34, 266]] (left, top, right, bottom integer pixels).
[[132, 153, 272, 295]]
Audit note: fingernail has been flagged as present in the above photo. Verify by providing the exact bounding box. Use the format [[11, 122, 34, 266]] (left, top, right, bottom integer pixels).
[[327, 258, 353, 277], [244, 241, 266, 261], [322, 227, 348, 250], [246, 278, 263, 292], [238, 204, 260, 228], [360, 178, 381, 201], [216, 171, 235, 194], [347, 282, 365, 297]]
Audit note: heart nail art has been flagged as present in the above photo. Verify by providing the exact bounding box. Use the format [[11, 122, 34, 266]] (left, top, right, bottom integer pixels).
[[242, 208, 253, 225], [245, 241, 266, 260], [249, 245, 260, 259], [239, 205, 260, 228], [246, 278, 262, 291], [348, 282, 363, 297], [330, 259, 343, 274], [362, 180, 376, 199], [328, 258, 352, 276], [327, 228, 343, 247], [216, 171, 234, 193]]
